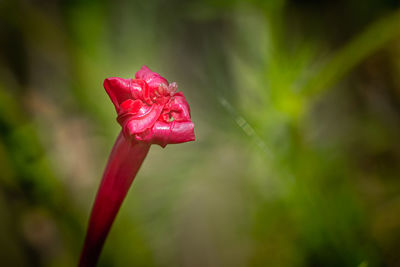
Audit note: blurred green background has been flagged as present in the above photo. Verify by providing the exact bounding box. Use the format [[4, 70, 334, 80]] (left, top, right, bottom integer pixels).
[[1, 0, 400, 266]]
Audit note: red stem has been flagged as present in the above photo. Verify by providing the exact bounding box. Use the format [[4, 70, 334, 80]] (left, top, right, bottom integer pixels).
[[79, 132, 151, 267]]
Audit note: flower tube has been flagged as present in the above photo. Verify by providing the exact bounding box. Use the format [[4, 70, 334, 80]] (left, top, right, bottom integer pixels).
[[79, 66, 195, 267]]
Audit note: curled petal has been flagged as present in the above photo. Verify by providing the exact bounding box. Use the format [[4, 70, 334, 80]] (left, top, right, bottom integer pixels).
[[136, 121, 195, 147], [105, 77, 156, 109], [135, 66, 169, 92], [164, 121, 195, 144], [104, 77, 132, 112], [131, 79, 152, 104], [159, 110, 171, 123], [167, 92, 191, 122], [120, 104, 164, 136], [119, 99, 145, 116]]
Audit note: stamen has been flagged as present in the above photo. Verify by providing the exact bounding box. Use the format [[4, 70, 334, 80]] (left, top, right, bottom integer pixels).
[[168, 82, 178, 96]]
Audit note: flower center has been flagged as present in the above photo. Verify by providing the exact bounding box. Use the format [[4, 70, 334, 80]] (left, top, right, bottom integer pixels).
[[158, 82, 178, 96]]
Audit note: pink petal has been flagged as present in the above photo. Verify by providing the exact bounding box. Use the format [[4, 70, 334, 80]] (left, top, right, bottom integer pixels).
[[103, 77, 132, 111], [167, 92, 191, 122], [165, 121, 195, 144], [135, 121, 195, 147], [131, 79, 154, 105], [121, 104, 164, 136], [135, 65, 168, 92], [118, 99, 144, 115]]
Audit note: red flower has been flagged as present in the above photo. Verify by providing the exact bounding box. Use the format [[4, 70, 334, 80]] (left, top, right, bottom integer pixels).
[[104, 65, 195, 147], [79, 66, 195, 267]]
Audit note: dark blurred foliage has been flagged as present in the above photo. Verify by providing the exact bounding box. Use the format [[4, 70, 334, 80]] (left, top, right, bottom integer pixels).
[[1, 0, 400, 266]]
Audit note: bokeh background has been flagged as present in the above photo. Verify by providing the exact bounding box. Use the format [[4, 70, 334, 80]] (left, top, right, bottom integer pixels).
[[1, 0, 400, 266]]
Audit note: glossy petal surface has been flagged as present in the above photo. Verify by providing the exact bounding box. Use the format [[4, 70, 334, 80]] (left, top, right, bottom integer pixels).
[[104, 65, 195, 146]]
